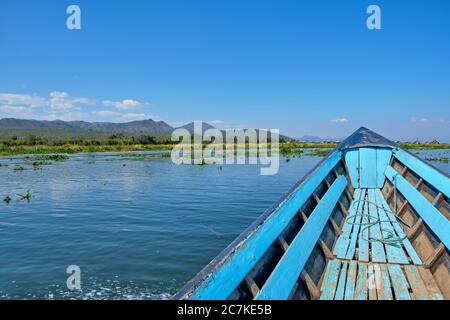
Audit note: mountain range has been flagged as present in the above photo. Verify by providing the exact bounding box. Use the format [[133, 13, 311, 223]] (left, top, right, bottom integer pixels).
[[0, 118, 293, 141]]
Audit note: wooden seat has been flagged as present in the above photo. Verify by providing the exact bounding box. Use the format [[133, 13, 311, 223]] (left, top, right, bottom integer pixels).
[[333, 188, 422, 265], [323, 187, 441, 300], [320, 260, 444, 300]]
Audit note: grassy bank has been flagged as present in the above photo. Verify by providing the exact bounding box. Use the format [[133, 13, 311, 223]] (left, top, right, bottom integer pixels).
[[0, 136, 448, 156]]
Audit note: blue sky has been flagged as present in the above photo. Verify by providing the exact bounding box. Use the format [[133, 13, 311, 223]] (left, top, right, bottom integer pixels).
[[0, 0, 449, 141]]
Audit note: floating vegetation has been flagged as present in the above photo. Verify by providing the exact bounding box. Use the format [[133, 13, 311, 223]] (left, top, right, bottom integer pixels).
[[400, 143, 450, 150], [31, 161, 51, 167], [280, 146, 303, 157], [18, 190, 33, 202], [25, 154, 69, 161], [425, 157, 449, 164], [304, 149, 331, 157], [3, 196, 11, 204], [13, 166, 26, 171]]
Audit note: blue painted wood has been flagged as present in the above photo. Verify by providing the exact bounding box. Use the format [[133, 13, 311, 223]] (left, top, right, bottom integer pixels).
[[189, 151, 342, 299], [394, 149, 450, 198], [376, 148, 393, 187], [334, 261, 348, 300], [385, 166, 450, 250], [373, 190, 409, 264], [344, 150, 360, 188], [255, 175, 348, 300], [346, 189, 366, 260], [359, 148, 378, 188], [375, 189, 422, 265], [344, 261, 357, 300], [404, 265, 430, 300], [319, 260, 341, 300], [367, 189, 386, 263], [357, 190, 369, 262], [333, 189, 363, 258], [388, 265, 411, 300], [354, 263, 368, 300], [346, 148, 392, 189], [379, 265, 393, 300]]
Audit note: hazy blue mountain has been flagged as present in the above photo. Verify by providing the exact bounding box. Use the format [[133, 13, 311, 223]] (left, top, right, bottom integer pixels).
[[0, 118, 295, 141], [298, 135, 342, 142], [177, 122, 217, 134], [0, 118, 173, 138]]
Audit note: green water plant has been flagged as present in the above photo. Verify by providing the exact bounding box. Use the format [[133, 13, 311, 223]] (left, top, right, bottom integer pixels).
[[425, 157, 449, 164], [18, 190, 33, 202], [3, 196, 11, 204]]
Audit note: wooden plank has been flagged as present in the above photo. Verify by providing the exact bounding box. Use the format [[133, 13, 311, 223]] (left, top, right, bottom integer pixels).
[[403, 265, 430, 300], [255, 176, 348, 300], [374, 190, 409, 264], [357, 190, 369, 262], [385, 166, 450, 250], [378, 265, 393, 300], [432, 192, 443, 207], [344, 150, 360, 188], [425, 243, 445, 268], [359, 148, 378, 188], [189, 151, 343, 299], [301, 272, 321, 300], [333, 189, 363, 258], [354, 263, 368, 300], [367, 189, 386, 263], [417, 266, 444, 300], [368, 264, 377, 300], [344, 261, 357, 300], [334, 261, 348, 300], [375, 189, 423, 265], [376, 148, 393, 188], [244, 276, 259, 297], [346, 189, 366, 260], [319, 260, 341, 300], [388, 265, 411, 300], [394, 149, 450, 199], [407, 218, 423, 240], [276, 236, 289, 251], [319, 240, 334, 260]]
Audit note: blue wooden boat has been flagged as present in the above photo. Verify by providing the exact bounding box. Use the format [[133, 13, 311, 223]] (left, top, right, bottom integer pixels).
[[175, 127, 449, 300]]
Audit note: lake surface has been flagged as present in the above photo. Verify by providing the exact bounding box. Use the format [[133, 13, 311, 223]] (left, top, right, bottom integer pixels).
[[0, 149, 448, 299]]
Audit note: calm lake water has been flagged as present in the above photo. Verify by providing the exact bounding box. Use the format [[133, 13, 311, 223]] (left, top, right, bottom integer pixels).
[[0, 149, 448, 299]]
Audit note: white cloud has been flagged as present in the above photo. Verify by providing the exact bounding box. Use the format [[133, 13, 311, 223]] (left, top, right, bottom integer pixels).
[[0, 93, 46, 108], [49, 91, 96, 110], [330, 118, 349, 123], [0, 105, 36, 119], [209, 120, 224, 125], [102, 99, 146, 110], [419, 118, 429, 123], [0, 92, 160, 123]]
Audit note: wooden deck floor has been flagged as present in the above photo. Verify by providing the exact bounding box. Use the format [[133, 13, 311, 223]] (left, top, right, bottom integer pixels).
[[322, 188, 444, 300]]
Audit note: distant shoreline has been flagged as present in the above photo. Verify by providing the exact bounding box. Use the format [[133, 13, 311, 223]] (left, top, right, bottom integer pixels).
[[0, 138, 449, 157]]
